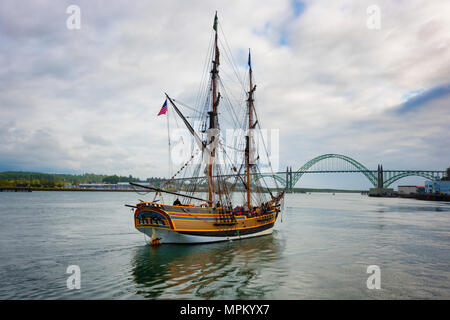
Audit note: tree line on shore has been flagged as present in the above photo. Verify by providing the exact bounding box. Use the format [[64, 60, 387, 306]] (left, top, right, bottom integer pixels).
[[0, 171, 165, 188]]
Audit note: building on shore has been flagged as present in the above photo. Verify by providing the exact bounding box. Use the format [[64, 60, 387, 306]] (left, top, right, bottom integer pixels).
[[368, 187, 395, 197], [75, 182, 153, 191], [118, 182, 133, 190], [425, 177, 450, 195], [398, 185, 425, 195], [78, 183, 119, 190]]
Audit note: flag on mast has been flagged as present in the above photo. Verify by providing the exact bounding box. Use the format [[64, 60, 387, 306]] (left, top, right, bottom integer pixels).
[[213, 12, 218, 31], [157, 99, 168, 116]]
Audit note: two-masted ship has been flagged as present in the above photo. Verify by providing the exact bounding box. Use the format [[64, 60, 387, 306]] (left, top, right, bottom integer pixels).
[[128, 13, 285, 244]]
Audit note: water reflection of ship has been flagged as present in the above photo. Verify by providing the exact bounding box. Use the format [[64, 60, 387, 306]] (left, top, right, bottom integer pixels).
[[130, 233, 285, 299]]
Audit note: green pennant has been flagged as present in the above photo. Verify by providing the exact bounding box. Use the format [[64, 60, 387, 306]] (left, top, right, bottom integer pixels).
[[213, 12, 218, 31]]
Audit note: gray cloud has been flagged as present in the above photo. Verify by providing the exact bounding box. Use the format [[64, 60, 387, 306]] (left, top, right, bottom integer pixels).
[[0, 0, 449, 189]]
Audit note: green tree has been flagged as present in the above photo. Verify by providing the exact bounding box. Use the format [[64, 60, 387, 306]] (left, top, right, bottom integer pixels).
[[103, 175, 120, 184], [0, 179, 15, 187]]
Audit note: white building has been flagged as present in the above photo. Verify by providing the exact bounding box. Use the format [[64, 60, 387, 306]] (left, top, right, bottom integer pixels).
[[398, 185, 421, 195], [78, 183, 118, 189]]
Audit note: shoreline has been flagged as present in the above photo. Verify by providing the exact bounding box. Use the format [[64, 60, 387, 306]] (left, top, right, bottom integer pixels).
[[0, 187, 365, 193]]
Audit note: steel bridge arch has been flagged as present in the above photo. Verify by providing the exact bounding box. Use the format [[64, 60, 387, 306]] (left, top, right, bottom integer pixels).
[[254, 154, 378, 188], [292, 154, 378, 187], [383, 172, 436, 188], [254, 173, 287, 186]]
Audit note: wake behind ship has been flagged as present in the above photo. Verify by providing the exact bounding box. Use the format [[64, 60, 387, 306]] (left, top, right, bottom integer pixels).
[[127, 13, 285, 244]]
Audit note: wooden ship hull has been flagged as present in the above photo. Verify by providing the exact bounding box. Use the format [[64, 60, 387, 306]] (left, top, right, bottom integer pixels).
[[134, 202, 280, 244]]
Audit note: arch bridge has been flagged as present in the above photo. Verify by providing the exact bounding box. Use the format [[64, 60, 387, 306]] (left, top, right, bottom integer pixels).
[[256, 153, 446, 191]]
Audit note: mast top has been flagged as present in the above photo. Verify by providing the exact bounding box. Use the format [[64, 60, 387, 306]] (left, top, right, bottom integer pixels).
[[213, 11, 218, 31]]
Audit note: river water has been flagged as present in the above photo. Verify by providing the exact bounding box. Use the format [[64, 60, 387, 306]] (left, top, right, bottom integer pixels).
[[0, 191, 449, 299]]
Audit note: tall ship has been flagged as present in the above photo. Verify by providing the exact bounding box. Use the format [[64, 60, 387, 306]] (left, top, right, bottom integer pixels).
[[128, 13, 285, 244]]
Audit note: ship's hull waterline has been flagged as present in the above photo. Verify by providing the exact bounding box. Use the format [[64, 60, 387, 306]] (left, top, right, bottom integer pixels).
[[139, 224, 275, 244], [134, 202, 279, 244]]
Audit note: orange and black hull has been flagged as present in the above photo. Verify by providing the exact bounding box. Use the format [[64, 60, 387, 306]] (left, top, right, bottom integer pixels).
[[133, 202, 279, 244]]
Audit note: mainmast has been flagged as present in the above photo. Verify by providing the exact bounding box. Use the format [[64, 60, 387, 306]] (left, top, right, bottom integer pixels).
[[246, 49, 255, 209], [208, 12, 220, 205]]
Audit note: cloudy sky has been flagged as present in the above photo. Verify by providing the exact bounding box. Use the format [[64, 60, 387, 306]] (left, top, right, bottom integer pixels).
[[0, 0, 449, 189]]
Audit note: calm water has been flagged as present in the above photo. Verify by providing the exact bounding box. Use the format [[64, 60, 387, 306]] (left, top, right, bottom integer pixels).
[[0, 191, 449, 299]]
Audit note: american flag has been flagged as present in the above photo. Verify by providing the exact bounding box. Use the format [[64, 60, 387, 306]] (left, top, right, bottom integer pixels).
[[157, 99, 167, 116]]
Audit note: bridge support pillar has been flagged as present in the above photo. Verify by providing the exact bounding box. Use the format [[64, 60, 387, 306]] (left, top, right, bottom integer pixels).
[[377, 164, 384, 188], [289, 166, 293, 192], [285, 166, 293, 193], [285, 166, 289, 192]]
